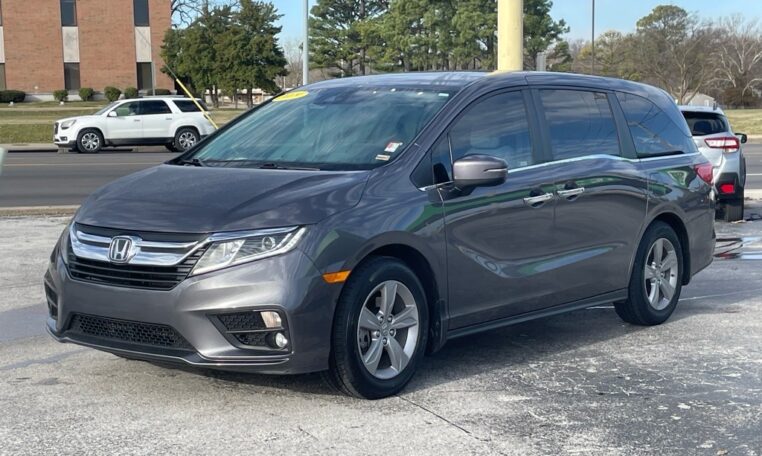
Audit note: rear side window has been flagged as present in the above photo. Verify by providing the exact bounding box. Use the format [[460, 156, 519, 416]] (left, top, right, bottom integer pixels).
[[617, 92, 694, 157], [539, 89, 620, 160], [682, 111, 729, 136], [173, 100, 205, 113], [140, 100, 172, 115]]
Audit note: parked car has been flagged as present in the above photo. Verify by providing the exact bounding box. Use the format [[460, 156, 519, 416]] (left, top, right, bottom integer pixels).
[[54, 97, 216, 153], [679, 105, 747, 221], [45, 72, 716, 399]]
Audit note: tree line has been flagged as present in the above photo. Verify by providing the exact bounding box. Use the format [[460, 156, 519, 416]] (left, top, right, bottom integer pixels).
[[165, 1, 762, 108], [559, 6, 762, 107]]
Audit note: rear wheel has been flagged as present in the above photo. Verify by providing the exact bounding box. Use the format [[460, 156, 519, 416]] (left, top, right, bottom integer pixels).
[[173, 127, 199, 152], [76, 129, 103, 153], [324, 257, 428, 399], [615, 222, 683, 326], [721, 196, 744, 222]]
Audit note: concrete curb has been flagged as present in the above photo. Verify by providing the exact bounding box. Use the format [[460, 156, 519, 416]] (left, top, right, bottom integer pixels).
[[745, 189, 762, 201], [0, 205, 78, 217], [0, 144, 60, 153]]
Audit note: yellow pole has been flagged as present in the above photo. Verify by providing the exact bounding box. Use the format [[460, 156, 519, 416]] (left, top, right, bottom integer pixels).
[[174, 78, 219, 130], [497, 0, 524, 71]]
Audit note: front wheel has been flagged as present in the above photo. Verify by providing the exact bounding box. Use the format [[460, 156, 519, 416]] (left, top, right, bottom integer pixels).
[[615, 222, 684, 326], [324, 257, 428, 399], [76, 129, 103, 153]]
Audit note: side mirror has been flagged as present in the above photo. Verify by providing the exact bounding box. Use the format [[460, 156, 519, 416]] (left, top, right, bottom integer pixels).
[[107, 111, 117, 118], [737, 133, 748, 144], [452, 155, 508, 189]]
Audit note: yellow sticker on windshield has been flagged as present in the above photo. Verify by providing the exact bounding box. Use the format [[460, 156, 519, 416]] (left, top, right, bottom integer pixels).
[[273, 90, 309, 102]]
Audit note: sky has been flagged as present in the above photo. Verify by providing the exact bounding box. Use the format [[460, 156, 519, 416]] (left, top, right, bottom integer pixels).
[[269, 0, 756, 43]]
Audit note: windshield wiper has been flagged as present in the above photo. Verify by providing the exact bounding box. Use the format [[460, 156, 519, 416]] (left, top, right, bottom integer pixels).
[[177, 158, 206, 167], [257, 162, 320, 171]]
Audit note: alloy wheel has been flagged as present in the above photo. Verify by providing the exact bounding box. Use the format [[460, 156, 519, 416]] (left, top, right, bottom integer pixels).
[[643, 238, 679, 311], [178, 131, 197, 150], [81, 132, 100, 151], [356, 280, 419, 380]]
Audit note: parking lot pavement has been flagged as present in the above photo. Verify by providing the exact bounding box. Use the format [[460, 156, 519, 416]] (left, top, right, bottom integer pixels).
[[1, 209, 761, 455]]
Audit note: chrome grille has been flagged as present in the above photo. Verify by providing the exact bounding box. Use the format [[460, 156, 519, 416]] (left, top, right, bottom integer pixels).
[[67, 224, 207, 290]]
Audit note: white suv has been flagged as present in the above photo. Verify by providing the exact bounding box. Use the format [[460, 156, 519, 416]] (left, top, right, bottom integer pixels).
[[54, 97, 216, 153]]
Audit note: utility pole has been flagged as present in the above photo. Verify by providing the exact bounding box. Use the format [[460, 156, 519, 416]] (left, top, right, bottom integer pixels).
[[497, 0, 523, 71], [302, 0, 309, 85], [591, 0, 595, 74]]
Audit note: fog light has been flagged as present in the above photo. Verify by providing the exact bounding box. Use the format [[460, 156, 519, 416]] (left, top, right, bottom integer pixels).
[[261, 311, 282, 328], [274, 332, 288, 348]]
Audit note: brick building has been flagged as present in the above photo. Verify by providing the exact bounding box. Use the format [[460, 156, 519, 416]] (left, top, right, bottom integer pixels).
[[0, 0, 173, 98]]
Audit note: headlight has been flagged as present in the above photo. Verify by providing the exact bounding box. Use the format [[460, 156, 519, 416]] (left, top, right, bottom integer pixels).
[[60, 119, 77, 129], [190, 226, 306, 276]]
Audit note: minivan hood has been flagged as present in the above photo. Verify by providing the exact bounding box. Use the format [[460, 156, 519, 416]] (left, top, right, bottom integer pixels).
[[75, 165, 369, 233]]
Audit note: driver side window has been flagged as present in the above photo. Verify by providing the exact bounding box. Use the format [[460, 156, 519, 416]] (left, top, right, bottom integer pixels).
[[113, 102, 141, 117], [431, 91, 534, 184]]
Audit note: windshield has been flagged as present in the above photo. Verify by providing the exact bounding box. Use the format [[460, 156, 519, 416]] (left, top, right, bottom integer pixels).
[[188, 86, 454, 170], [682, 111, 729, 136], [94, 102, 120, 116]]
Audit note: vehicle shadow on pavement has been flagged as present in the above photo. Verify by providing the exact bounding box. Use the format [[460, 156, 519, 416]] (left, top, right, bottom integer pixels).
[[136, 306, 686, 398]]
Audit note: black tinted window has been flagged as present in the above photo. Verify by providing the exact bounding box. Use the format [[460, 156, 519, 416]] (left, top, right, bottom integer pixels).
[[140, 100, 172, 115], [617, 92, 694, 156], [133, 0, 149, 26], [540, 90, 620, 160], [64, 63, 80, 91], [60, 0, 77, 26], [682, 111, 729, 136], [173, 100, 204, 112], [449, 91, 534, 169]]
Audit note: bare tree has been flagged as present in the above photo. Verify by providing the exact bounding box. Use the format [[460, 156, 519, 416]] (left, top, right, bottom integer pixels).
[[711, 16, 762, 106], [171, 0, 239, 27], [282, 38, 304, 89], [633, 5, 716, 104]]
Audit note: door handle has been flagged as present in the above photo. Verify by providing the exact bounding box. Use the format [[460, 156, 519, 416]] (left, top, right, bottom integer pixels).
[[523, 192, 554, 207], [557, 187, 585, 199], [133, 119, 141, 122]]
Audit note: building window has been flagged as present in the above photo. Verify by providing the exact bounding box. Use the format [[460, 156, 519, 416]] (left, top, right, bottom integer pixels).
[[136, 62, 153, 91], [134, 0, 149, 26], [0, 64, 6, 91], [64, 63, 80, 91], [60, 0, 77, 26]]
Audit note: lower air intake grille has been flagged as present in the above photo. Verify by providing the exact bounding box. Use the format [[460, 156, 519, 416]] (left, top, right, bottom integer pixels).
[[68, 314, 193, 351], [217, 312, 267, 331]]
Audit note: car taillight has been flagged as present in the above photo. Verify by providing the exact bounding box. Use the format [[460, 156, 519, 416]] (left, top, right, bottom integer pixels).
[[694, 162, 713, 184], [704, 136, 739, 153], [718, 183, 735, 194]]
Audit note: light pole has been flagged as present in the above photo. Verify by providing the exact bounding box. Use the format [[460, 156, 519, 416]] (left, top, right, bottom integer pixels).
[[497, 0, 523, 71], [591, 0, 595, 74], [302, 0, 309, 85]]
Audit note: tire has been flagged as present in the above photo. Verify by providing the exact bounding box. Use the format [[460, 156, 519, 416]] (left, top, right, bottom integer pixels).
[[173, 127, 200, 152], [165, 143, 178, 153], [324, 256, 429, 399], [615, 221, 684, 326], [76, 129, 103, 153], [722, 197, 744, 222]]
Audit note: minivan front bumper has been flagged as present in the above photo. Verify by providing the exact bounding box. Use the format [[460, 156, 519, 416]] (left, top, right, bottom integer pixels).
[[45, 248, 339, 375]]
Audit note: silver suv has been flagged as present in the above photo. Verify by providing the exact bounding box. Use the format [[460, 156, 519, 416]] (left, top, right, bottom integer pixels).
[[680, 106, 747, 221]]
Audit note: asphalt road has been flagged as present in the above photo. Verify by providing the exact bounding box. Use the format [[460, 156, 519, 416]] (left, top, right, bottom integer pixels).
[[1, 144, 761, 208], [1, 210, 761, 454]]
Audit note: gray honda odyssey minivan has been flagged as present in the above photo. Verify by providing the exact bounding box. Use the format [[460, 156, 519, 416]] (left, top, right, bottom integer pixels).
[[45, 72, 716, 399]]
